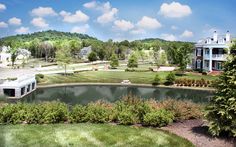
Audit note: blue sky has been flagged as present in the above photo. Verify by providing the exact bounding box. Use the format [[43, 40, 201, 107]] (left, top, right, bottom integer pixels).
[[0, 0, 235, 42]]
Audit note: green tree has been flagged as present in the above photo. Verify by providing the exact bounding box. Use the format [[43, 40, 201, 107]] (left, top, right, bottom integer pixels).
[[127, 54, 138, 68], [9, 41, 22, 67], [165, 72, 176, 85], [176, 44, 193, 73], [160, 51, 167, 65], [69, 39, 82, 58], [55, 43, 72, 75], [88, 51, 97, 62], [205, 41, 236, 137], [110, 54, 119, 68], [152, 74, 161, 85]]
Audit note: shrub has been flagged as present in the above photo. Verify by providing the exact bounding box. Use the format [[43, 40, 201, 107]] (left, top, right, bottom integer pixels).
[[147, 99, 203, 121], [165, 72, 176, 85], [36, 74, 44, 83], [152, 74, 161, 85], [117, 110, 138, 125], [84, 101, 112, 123], [69, 105, 87, 123], [143, 109, 174, 127], [39, 102, 69, 124], [88, 51, 98, 62]]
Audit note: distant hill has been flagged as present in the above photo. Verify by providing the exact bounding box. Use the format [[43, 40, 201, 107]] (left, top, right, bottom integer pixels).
[[0, 30, 97, 43]]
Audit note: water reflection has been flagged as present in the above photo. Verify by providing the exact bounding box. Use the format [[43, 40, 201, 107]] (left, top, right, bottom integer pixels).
[[21, 85, 214, 105]]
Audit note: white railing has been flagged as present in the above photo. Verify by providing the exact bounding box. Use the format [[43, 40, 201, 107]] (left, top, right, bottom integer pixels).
[[204, 54, 227, 60]]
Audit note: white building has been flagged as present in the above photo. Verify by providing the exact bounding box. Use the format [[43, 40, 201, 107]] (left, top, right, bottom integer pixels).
[[0, 46, 31, 67], [0, 75, 36, 99], [193, 31, 233, 72]]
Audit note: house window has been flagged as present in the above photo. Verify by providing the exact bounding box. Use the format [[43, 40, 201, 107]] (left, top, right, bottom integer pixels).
[[197, 60, 201, 69], [3, 89, 15, 97], [32, 82, 35, 90], [21, 87, 25, 96], [205, 49, 209, 55], [197, 48, 202, 56], [205, 60, 209, 68], [27, 84, 31, 92]]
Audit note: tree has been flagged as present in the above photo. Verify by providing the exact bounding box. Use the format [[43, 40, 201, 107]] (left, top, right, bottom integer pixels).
[[110, 54, 119, 68], [88, 51, 97, 62], [205, 41, 236, 137], [152, 74, 161, 85], [9, 41, 21, 67], [40, 41, 53, 62], [160, 51, 167, 65], [165, 72, 176, 85], [177, 44, 192, 73], [127, 54, 138, 68], [153, 49, 160, 69], [55, 43, 72, 76], [69, 39, 82, 58]]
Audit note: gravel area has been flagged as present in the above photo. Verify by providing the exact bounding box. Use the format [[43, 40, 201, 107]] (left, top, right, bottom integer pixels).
[[162, 119, 236, 147]]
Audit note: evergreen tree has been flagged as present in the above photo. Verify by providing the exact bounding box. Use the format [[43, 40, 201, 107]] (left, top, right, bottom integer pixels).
[[205, 41, 236, 137], [127, 54, 138, 68], [110, 54, 119, 68]]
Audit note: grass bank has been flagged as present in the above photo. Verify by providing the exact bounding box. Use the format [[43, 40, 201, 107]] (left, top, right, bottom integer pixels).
[[0, 123, 193, 147], [38, 71, 218, 85]]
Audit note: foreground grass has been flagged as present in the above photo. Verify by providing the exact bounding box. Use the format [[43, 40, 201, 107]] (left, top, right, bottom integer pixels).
[[40, 71, 218, 85], [0, 123, 193, 147]]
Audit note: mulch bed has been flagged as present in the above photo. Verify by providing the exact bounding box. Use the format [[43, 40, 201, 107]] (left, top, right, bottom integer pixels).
[[162, 119, 236, 147]]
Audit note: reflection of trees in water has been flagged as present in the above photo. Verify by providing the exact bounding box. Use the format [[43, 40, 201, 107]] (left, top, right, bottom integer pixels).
[[21, 86, 213, 105], [127, 87, 141, 97], [152, 89, 161, 101]]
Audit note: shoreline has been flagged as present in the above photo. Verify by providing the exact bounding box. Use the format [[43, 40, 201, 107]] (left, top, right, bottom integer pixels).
[[37, 82, 215, 91]]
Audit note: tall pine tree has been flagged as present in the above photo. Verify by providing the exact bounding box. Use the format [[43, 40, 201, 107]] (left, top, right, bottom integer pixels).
[[205, 41, 236, 137]]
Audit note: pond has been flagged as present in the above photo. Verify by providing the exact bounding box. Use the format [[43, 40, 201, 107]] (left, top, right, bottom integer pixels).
[[13, 85, 214, 105]]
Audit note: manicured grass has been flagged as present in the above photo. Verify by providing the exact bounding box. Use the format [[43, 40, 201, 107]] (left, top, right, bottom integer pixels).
[[40, 71, 218, 85], [0, 123, 193, 147]]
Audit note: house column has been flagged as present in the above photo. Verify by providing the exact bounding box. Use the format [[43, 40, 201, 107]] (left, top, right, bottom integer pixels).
[[209, 47, 213, 72], [202, 48, 205, 70]]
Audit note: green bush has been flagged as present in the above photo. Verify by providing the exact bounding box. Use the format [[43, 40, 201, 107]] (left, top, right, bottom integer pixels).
[[84, 102, 112, 123], [69, 104, 87, 123], [40, 102, 69, 124], [143, 109, 174, 127], [165, 72, 176, 85], [152, 74, 161, 85], [36, 74, 44, 83], [117, 109, 138, 125]]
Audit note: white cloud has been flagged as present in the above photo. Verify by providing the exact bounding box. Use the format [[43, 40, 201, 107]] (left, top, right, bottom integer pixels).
[[180, 30, 193, 38], [31, 7, 57, 17], [113, 19, 134, 31], [159, 2, 192, 18], [161, 34, 177, 41], [71, 24, 89, 33], [60, 10, 89, 23], [137, 16, 162, 29], [130, 29, 146, 35], [97, 8, 118, 24], [0, 3, 6, 11], [0, 21, 8, 28], [171, 25, 178, 30], [83, 1, 97, 9], [8, 17, 22, 26], [31, 17, 49, 28], [15, 27, 29, 34]]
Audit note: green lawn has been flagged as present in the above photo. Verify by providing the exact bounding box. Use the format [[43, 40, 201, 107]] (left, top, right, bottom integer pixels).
[[0, 123, 193, 147], [40, 71, 218, 85]]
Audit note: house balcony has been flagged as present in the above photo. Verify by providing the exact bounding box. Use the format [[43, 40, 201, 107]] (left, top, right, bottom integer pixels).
[[204, 54, 227, 61]]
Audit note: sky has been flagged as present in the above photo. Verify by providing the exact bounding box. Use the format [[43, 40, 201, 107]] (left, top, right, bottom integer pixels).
[[0, 0, 235, 42]]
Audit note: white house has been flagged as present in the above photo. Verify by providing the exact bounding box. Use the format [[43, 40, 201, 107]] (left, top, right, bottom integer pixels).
[[0, 46, 31, 67], [0, 75, 36, 99], [193, 31, 233, 72]]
